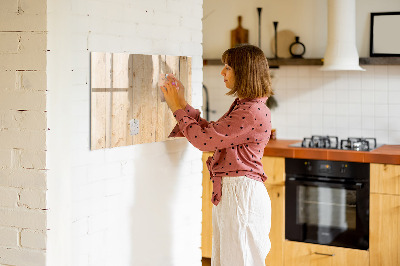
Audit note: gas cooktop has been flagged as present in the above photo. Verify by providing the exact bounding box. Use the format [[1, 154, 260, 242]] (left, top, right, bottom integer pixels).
[[289, 135, 383, 151]]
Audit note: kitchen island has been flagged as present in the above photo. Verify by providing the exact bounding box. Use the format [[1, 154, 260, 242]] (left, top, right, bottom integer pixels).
[[202, 140, 400, 266]]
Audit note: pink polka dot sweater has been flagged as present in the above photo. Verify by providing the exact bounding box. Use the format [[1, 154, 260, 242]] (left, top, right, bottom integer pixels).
[[169, 97, 272, 206]]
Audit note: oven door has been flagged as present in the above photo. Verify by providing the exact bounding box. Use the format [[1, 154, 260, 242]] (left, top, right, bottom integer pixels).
[[285, 177, 369, 250]]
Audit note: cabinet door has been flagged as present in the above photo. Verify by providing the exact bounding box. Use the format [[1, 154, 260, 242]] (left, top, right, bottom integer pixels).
[[264, 185, 284, 266], [370, 193, 400, 266], [284, 241, 369, 266], [202, 152, 213, 258], [370, 163, 400, 195], [261, 156, 285, 185]]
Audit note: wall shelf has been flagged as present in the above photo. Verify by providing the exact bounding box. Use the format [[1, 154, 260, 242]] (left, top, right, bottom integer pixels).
[[203, 57, 400, 67]]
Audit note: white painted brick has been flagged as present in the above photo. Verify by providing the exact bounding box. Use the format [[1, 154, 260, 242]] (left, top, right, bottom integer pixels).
[[20, 149, 46, 170], [0, 90, 46, 111], [0, 13, 46, 32], [0, 208, 46, 230], [0, 187, 19, 208], [16, 70, 47, 91], [0, 247, 45, 266], [0, 0, 18, 13], [0, 169, 47, 189], [0, 227, 19, 247], [0, 129, 46, 150], [19, 189, 46, 209], [0, 32, 20, 54], [0, 149, 11, 169], [19, 0, 47, 15], [87, 211, 109, 233], [0, 71, 16, 90], [1, 110, 46, 130], [0, 47, 46, 71], [20, 229, 46, 249]]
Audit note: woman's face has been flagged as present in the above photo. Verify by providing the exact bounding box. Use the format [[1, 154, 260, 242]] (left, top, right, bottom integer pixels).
[[220, 64, 235, 89]]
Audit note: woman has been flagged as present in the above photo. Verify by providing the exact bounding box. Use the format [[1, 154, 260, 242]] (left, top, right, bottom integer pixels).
[[161, 44, 273, 266]]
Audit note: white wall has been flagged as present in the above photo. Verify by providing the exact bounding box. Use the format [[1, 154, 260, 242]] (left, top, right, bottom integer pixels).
[[203, 0, 400, 145], [0, 0, 48, 265], [46, 0, 203, 266], [203, 0, 400, 58]]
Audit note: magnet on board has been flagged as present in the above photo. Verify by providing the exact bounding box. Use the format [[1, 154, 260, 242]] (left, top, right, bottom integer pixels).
[[129, 119, 139, 136]]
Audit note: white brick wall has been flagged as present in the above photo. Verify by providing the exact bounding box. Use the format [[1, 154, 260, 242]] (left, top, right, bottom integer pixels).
[[0, 0, 48, 265], [46, 1, 203, 266]]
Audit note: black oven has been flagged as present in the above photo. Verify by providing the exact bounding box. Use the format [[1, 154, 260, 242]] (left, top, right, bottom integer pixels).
[[285, 158, 369, 250]]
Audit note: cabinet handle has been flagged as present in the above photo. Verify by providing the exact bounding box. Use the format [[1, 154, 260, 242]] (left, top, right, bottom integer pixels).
[[314, 252, 335, 257]]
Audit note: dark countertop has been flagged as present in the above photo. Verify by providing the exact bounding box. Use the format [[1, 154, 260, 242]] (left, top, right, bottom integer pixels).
[[263, 139, 400, 165]]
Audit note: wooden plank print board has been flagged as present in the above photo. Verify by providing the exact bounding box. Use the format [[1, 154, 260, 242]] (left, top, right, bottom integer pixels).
[[90, 52, 192, 150]]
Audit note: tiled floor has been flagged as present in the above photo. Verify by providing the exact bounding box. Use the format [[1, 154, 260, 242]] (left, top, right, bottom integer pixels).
[[202, 257, 211, 266]]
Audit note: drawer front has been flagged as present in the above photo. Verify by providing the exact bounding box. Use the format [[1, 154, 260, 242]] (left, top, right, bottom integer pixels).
[[284, 241, 369, 266]]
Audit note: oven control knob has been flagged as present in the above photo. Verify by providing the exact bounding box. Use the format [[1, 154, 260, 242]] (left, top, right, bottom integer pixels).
[[304, 162, 312, 171], [340, 164, 347, 174]]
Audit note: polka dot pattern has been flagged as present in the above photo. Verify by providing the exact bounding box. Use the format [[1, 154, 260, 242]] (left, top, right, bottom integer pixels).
[[169, 97, 272, 206]]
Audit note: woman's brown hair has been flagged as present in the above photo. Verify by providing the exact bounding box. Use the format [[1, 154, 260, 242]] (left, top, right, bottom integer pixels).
[[221, 44, 273, 99]]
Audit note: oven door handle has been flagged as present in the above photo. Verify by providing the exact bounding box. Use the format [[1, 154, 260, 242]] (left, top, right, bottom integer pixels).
[[287, 177, 364, 189]]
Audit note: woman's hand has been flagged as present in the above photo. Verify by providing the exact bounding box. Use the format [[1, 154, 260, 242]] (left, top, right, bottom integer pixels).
[[160, 75, 184, 113], [167, 74, 187, 108]]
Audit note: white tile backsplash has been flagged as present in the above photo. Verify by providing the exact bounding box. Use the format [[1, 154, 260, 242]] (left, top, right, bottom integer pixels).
[[204, 64, 400, 144]]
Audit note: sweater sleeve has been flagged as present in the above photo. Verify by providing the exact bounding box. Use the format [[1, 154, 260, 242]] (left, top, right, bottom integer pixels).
[[172, 106, 256, 152], [168, 104, 211, 138]]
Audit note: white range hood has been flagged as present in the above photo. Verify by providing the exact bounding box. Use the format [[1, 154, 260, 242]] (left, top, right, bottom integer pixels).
[[320, 0, 365, 71]]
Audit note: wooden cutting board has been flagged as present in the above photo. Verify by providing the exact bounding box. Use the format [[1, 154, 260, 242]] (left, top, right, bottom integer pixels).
[[231, 16, 249, 48]]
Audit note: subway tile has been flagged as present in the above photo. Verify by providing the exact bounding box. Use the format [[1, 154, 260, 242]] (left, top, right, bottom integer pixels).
[[335, 115, 348, 128], [388, 131, 400, 143], [286, 77, 299, 89], [388, 91, 400, 104], [374, 117, 389, 131], [388, 104, 400, 117], [362, 116, 375, 130], [374, 77, 388, 91], [361, 129, 375, 138], [375, 104, 389, 117], [388, 65, 400, 76], [336, 103, 349, 116], [388, 117, 400, 131], [361, 74, 374, 91], [374, 65, 388, 77], [323, 103, 336, 115], [348, 103, 362, 116], [348, 90, 362, 103], [285, 66, 298, 77], [374, 130, 389, 144], [374, 90, 388, 104], [349, 128, 362, 137], [298, 67, 311, 78], [361, 104, 375, 116], [348, 116, 362, 129], [361, 90, 375, 104]]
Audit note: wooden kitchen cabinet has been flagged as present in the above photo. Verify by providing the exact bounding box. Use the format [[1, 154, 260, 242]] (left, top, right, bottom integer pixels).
[[370, 163, 400, 195], [262, 156, 285, 266], [284, 241, 369, 266], [264, 184, 285, 266], [370, 163, 400, 266], [202, 152, 213, 258]]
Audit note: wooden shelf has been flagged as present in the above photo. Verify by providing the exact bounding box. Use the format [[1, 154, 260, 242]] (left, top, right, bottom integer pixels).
[[203, 58, 323, 67], [203, 57, 400, 67], [359, 57, 400, 65]]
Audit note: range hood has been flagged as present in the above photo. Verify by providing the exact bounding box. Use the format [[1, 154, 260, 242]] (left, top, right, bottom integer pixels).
[[320, 0, 365, 71]]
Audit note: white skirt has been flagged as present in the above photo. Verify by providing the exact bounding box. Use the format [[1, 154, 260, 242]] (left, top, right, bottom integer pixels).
[[212, 176, 271, 266]]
